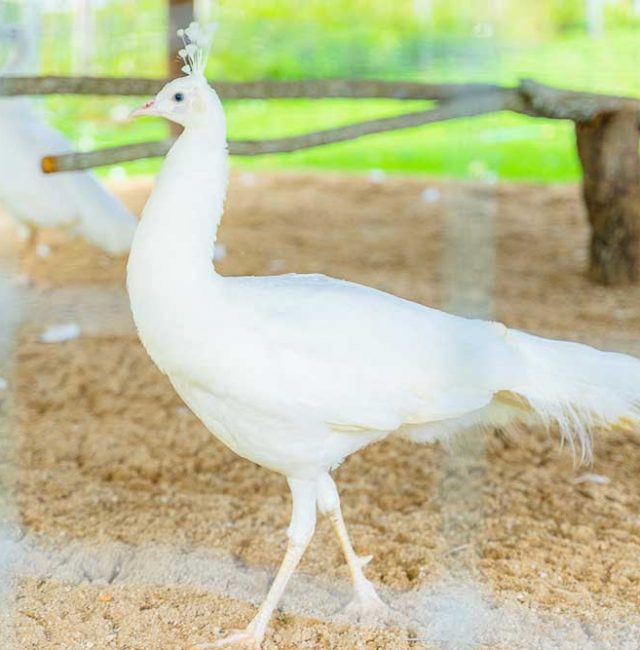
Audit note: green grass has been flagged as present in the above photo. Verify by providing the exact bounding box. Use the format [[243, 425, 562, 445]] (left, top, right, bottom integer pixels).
[[39, 21, 639, 183], [225, 102, 579, 182]]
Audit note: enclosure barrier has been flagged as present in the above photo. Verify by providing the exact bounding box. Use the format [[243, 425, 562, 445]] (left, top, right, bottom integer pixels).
[[2, 75, 640, 286]]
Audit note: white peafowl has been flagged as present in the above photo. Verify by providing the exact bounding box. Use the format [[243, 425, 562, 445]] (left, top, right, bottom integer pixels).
[[128, 23, 640, 649], [0, 25, 137, 264]]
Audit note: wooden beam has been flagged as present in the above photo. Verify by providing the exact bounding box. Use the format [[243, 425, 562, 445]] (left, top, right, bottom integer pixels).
[[42, 90, 516, 172], [0, 75, 506, 101], [3, 74, 639, 125], [518, 79, 638, 122]]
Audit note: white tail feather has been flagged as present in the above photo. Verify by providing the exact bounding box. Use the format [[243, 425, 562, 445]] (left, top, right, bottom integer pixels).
[[505, 329, 640, 462], [399, 329, 640, 463]]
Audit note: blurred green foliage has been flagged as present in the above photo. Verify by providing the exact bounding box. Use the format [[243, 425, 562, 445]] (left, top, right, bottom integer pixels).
[[22, 0, 640, 181]]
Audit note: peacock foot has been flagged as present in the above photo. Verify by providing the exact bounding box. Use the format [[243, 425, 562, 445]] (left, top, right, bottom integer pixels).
[[343, 581, 390, 623]]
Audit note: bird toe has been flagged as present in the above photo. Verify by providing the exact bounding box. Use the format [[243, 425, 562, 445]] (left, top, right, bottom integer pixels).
[[343, 585, 391, 624]]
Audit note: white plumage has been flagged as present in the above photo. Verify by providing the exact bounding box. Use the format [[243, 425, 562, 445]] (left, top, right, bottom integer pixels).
[[0, 27, 136, 257], [127, 26, 640, 649]]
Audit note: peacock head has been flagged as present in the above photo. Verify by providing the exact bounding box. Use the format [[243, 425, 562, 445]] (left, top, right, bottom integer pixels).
[[132, 22, 223, 130]]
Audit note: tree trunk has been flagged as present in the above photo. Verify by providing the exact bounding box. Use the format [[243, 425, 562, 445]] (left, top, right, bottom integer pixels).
[[576, 107, 640, 285]]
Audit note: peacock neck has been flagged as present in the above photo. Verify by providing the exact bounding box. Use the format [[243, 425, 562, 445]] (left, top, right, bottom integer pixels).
[[131, 122, 228, 289]]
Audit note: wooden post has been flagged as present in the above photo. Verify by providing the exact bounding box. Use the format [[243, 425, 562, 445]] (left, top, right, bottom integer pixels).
[[167, 0, 193, 136], [72, 0, 93, 74], [586, 0, 605, 37], [576, 107, 640, 285]]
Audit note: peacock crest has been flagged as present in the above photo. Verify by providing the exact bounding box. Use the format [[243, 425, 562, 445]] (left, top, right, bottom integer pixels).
[[177, 22, 217, 77]]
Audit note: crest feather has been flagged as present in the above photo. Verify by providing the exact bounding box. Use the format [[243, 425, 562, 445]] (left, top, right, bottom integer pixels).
[[177, 21, 217, 76]]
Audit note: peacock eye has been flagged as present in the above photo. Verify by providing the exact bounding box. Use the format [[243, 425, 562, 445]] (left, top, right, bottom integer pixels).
[[173, 92, 185, 102]]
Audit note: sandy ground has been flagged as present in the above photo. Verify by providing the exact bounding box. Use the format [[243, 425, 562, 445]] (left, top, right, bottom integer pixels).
[[1, 172, 640, 649]]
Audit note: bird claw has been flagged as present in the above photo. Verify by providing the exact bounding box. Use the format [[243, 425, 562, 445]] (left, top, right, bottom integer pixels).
[[343, 582, 390, 624], [190, 626, 263, 649]]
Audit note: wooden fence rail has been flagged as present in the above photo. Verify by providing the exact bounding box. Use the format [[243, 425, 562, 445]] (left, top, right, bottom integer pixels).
[[1, 75, 505, 101], [40, 91, 519, 172]]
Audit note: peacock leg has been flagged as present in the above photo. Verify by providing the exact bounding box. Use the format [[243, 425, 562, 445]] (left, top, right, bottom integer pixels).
[[191, 478, 317, 650], [316, 473, 389, 621]]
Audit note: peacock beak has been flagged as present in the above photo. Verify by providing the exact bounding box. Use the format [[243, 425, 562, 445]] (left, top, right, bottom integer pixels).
[[131, 100, 158, 118]]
